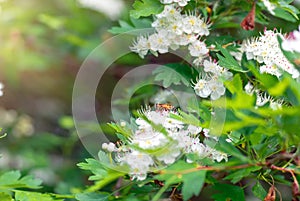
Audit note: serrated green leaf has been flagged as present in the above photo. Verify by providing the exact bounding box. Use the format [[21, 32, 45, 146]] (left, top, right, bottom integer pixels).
[[75, 192, 110, 201], [0, 171, 42, 189], [224, 166, 261, 183], [211, 183, 245, 201], [130, 0, 163, 19], [252, 181, 267, 200], [108, 18, 152, 34], [77, 159, 108, 180], [182, 170, 206, 201], [153, 64, 192, 88], [15, 191, 62, 201]]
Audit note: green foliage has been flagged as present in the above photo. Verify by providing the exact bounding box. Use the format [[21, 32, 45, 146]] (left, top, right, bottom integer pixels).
[[211, 183, 245, 201], [216, 43, 244, 72], [153, 63, 195, 88], [252, 181, 267, 200], [182, 169, 206, 200], [14, 191, 63, 201], [109, 17, 152, 34], [130, 0, 163, 19], [75, 192, 109, 201], [0, 171, 42, 189]]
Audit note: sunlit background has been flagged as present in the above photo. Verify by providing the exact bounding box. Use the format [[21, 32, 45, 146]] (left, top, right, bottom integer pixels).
[[0, 0, 130, 194]]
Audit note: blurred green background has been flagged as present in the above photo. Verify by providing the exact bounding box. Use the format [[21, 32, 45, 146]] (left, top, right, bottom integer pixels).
[[0, 0, 133, 194]]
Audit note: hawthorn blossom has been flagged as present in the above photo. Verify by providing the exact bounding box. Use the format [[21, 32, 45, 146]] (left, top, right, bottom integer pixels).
[[193, 60, 232, 100], [188, 40, 209, 57], [243, 29, 299, 78], [131, 3, 210, 63], [106, 107, 227, 180], [131, 35, 150, 58], [118, 151, 154, 181]]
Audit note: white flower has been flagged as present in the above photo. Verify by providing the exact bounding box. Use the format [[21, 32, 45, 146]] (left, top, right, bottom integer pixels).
[[174, 0, 191, 7], [160, 0, 174, 4], [0, 82, 4, 96], [211, 150, 228, 162], [203, 59, 219, 74], [282, 27, 300, 53], [188, 40, 208, 57], [160, 0, 191, 7], [182, 15, 203, 34], [176, 34, 198, 46], [187, 125, 202, 135], [243, 29, 299, 79], [244, 82, 254, 94], [132, 128, 168, 149], [193, 78, 211, 98], [156, 4, 182, 19], [119, 151, 154, 181], [261, 0, 276, 15], [156, 147, 181, 164], [208, 79, 226, 100], [102, 142, 116, 152], [149, 30, 170, 53], [130, 35, 150, 58]]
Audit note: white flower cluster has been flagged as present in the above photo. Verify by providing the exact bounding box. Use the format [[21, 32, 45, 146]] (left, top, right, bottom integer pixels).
[[130, 3, 210, 65], [193, 59, 233, 100], [242, 29, 299, 79], [282, 27, 300, 53], [104, 107, 227, 181]]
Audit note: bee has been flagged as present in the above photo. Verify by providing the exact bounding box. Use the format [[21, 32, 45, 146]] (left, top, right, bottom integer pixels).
[[155, 103, 175, 111]]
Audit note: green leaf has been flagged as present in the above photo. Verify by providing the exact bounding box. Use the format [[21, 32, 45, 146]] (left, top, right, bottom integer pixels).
[[153, 63, 193, 88], [75, 192, 110, 201], [252, 181, 267, 200], [0, 171, 42, 189], [215, 137, 250, 162], [211, 183, 245, 201], [278, 1, 300, 20], [225, 74, 243, 94], [155, 160, 195, 184], [182, 170, 206, 201], [130, 0, 163, 19], [0, 192, 12, 201], [224, 166, 261, 184], [15, 191, 62, 201], [77, 159, 108, 181], [273, 7, 297, 22], [108, 17, 152, 34], [215, 43, 244, 72], [268, 76, 290, 96]]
